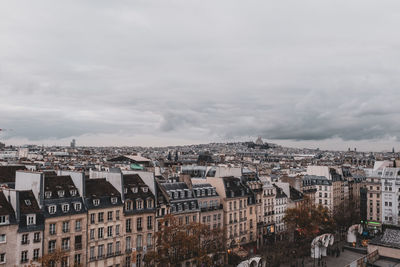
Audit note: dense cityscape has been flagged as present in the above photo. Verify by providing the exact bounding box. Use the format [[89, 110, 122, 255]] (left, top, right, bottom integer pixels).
[[2, 1, 400, 266], [0, 138, 399, 266]]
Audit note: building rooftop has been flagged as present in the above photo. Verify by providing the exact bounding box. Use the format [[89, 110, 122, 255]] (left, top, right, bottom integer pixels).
[[19, 190, 41, 214], [370, 228, 400, 249], [0, 165, 26, 183], [44, 175, 79, 199], [0, 191, 15, 217]]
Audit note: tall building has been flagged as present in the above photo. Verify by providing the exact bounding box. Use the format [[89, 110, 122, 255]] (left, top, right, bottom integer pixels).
[[0, 191, 18, 266], [15, 171, 87, 267], [85, 178, 124, 267], [70, 139, 76, 149], [122, 174, 156, 267]]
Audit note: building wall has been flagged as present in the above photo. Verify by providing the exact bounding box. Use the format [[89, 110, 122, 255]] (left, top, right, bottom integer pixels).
[[15, 230, 43, 265], [124, 211, 155, 267], [225, 196, 250, 247], [87, 206, 123, 267], [368, 244, 400, 260], [43, 213, 87, 267], [0, 224, 18, 266], [366, 177, 381, 222]]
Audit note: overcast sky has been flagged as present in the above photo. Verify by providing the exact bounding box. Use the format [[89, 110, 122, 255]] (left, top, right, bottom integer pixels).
[[1, 0, 400, 151]]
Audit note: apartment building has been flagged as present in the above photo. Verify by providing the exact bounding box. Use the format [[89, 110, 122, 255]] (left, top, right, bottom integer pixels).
[[205, 176, 254, 249], [0, 191, 17, 266], [42, 174, 87, 267], [380, 168, 400, 225], [85, 178, 124, 267], [13, 190, 44, 265], [192, 183, 223, 230], [261, 181, 275, 243], [273, 185, 287, 233], [365, 176, 382, 223], [245, 180, 263, 246], [122, 174, 155, 267], [157, 181, 200, 226], [154, 181, 170, 232], [302, 175, 333, 211]]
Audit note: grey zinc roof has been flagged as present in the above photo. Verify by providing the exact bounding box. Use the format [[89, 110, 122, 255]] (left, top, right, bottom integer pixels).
[[371, 228, 400, 249]]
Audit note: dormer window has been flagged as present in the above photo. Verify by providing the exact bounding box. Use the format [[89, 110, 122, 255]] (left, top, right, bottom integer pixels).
[[45, 191, 52, 198], [111, 197, 118, 204], [57, 190, 65, 198], [132, 187, 138, 193], [93, 199, 100, 206], [25, 200, 31, 206], [147, 199, 153, 208], [27, 214, 35, 225], [70, 189, 77, 196], [136, 199, 143, 210], [74, 203, 81, 211], [62, 204, 70, 213], [0, 215, 8, 225], [126, 200, 132, 211], [142, 187, 148, 193], [48, 205, 57, 214]]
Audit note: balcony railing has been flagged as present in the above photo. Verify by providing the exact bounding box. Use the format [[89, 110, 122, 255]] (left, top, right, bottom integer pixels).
[[106, 252, 114, 258], [125, 248, 132, 254], [62, 228, 69, 233], [75, 243, 82, 250], [21, 240, 30, 245], [20, 258, 29, 264], [137, 226, 142, 231], [89, 256, 97, 262], [33, 238, 41, 243], [200, 204, 224, 212], [137, 246, 143, 252], [62, 246, 70, 252]]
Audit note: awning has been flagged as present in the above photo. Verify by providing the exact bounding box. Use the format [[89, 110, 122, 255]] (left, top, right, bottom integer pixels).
[[130, 163, 144, 170]]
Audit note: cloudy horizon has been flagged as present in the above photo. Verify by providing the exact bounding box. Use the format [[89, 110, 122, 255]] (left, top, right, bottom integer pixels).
[[1, 0, 400, 152]]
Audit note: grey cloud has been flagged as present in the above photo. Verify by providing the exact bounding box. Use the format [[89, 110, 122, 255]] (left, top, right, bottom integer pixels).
[[1, 0, 400, 149]]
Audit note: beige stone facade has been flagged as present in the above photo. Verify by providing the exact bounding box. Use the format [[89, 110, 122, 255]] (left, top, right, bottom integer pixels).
[[43, 213, 87, 267], [0, 223, 18, 266], [366, 177, 381, 222], [87, 207, 124, 267]]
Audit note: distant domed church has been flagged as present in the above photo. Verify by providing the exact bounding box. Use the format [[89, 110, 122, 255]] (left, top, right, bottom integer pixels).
[[255, 136, 263, 145]]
